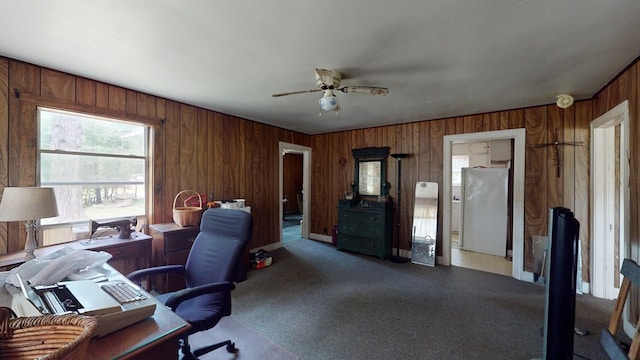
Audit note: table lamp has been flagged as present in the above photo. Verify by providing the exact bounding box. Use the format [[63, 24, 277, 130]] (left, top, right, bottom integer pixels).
[[0, 187, 59, 260]]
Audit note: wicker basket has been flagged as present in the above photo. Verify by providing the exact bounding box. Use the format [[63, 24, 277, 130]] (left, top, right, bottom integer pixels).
[[0, 307, 97, 360], [172, 190, 202, 227]]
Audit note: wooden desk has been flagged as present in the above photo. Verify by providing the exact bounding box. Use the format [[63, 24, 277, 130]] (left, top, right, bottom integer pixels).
[[0, 234, 152, 276], [0, 265, 190, 359]]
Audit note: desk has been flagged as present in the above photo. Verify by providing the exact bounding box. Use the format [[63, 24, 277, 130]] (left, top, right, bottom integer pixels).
[[0, 234, 151, 276], [0, 265, 190, 359]]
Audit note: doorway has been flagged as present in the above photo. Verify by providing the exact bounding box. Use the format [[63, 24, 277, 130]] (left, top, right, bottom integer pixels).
[[443, 129, 527, 281], [590, 100, 629, 301], [279, 142, 311, 242]]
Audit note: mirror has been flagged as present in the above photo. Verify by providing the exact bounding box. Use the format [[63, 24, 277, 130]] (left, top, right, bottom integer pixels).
[[359, 161, 382, 196], [352, 147, 389, 198], [411, 181, 439, 267]]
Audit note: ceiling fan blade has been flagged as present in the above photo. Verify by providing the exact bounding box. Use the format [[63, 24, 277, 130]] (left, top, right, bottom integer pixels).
[[338, 86, 389, 95], [272, 89, 321, 97]]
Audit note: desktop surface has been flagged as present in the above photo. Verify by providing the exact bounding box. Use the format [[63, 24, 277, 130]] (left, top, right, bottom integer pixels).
[[0, 264, 190, 360]]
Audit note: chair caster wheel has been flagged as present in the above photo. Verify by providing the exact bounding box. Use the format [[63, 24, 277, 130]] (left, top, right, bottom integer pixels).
[[226, 342, 237, 353]]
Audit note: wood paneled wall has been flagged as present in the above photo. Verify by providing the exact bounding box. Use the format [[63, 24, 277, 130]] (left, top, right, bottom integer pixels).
[[309, 59, 640, 278], [1, 54, 639, 281], [0, 58, 311, 255]]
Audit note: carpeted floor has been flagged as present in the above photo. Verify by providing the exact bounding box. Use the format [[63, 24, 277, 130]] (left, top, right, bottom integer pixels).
[[189, 317, 299, 360], [230, 239, 618, 360], [282, 212, 302, 243]]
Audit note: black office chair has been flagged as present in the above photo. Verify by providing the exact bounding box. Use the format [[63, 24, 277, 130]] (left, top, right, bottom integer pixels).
[[128, 208, 252, 359]]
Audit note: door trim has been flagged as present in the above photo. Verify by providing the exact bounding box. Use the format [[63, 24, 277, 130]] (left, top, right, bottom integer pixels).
[[279, 142, 311, 240], [590, 100, 629, 298], [443, 128, 527, 281]]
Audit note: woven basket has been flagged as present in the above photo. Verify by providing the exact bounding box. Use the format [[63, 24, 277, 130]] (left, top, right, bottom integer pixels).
[[172, 190, 202, 227], [0, 307, 97, 360]]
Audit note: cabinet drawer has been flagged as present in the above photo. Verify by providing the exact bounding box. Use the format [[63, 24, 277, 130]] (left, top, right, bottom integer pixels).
[[339, 222, 385, 239], [337, 234, 388, 259]]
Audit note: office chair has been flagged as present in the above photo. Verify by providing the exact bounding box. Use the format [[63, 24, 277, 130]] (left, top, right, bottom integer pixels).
[[128, 208, 252, 359]]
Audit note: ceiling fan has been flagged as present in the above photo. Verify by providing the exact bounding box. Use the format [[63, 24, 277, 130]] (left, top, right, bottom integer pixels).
[[272, 68, 389, 113]]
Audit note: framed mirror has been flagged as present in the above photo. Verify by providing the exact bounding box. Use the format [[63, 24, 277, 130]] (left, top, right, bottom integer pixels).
[[352, 147, 390, 198], [411, 181, 439, 267]]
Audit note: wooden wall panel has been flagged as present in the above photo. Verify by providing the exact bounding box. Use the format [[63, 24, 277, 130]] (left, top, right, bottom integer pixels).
[[108, 85, 126, 112], [96, 82, 109, 109], [546, 105, 564, 206], [125, 90, 137, 114], [574, 101, 591, 281], [523, 107, 547, 269], [178, 105, 197, 191], [0, 58, 8, 254], [161, 101, 181, 224], [75, 77, 96, 106], [41, 69, 75, 101]]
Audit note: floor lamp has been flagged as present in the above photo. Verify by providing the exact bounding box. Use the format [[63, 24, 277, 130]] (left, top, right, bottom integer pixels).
[[390, 153, 410, 263], [0, 187, 59, 260]]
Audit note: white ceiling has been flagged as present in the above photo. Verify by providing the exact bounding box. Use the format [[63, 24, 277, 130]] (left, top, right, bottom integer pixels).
[[1, 1, 639, 135]]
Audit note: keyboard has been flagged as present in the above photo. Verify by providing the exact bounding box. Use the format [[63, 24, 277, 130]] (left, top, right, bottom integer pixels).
[[101, 282, 147, 304]]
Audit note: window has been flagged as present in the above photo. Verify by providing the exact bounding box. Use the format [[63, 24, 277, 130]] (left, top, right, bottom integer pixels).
[[451, 155, 469, 186], [38, 108, 149, 245]]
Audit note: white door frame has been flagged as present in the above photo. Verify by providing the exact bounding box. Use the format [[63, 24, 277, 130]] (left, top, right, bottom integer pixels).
[[590, 100, 629, 300], [443, 128, 527, 281], [279, 142, 311, 240]]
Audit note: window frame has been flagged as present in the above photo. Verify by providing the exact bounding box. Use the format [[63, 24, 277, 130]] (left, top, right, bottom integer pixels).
[[36, 106, 151, 244]]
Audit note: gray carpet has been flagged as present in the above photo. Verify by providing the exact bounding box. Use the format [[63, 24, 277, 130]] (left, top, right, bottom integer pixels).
[[282, 213, 302, 243], [189, 316, 299, 360], [231, 239, 618, 360]]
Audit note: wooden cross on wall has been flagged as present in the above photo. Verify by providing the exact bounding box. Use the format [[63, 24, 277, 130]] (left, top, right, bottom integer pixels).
[[534, 129, 584, 178]]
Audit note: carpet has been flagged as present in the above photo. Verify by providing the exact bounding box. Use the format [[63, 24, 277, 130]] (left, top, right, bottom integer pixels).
[[188, 316, 299, 360]]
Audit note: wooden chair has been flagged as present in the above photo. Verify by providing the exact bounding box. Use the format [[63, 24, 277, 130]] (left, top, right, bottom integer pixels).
[[601, 258, 640, 360]]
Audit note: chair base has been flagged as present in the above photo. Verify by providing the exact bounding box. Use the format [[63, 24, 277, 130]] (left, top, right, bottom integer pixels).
[[179, 338, 237, 360]]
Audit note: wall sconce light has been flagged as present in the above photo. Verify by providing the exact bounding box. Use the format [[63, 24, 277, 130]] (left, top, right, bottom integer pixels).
[[0, 187, 59, 260]]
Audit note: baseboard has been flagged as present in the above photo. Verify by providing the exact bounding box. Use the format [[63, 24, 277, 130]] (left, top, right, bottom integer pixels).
[[250, 242, 283, 254], [581, 281, 590, 294], [310, 233, 332, 243]]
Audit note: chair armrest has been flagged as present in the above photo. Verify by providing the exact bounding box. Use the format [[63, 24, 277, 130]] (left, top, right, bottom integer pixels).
[[127, 265, 185, 283], [164, 281, 236, 311]]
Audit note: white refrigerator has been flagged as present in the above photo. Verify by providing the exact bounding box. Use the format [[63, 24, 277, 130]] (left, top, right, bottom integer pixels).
[[459, 167, 508, 257]]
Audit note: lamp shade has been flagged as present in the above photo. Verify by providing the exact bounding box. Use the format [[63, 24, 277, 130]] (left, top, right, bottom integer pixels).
[[0, 187, 59, 221], [319, 89, 338, 111]]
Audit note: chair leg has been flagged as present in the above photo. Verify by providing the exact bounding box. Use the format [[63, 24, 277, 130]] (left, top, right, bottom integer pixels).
[[178, 337, 196, 360], [193, 339, 237, 357]]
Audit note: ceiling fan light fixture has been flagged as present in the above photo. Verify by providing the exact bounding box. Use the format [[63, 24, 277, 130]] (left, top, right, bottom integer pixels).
[[319, 89, 338, 111]]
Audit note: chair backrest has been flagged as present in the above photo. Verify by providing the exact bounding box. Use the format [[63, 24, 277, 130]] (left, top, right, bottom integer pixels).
[[184, 209, 252, 288]]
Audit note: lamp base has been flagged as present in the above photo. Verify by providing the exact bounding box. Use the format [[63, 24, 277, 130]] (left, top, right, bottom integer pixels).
[[389, 255, 410, 263], [24, 219, 37, 261]]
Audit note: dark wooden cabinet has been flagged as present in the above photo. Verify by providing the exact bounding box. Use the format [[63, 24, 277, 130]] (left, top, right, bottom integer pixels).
[[150, 223, 199, 292], [337, 200, 393, 259]]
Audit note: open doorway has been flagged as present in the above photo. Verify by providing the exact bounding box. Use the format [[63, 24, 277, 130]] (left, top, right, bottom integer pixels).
[[279, 142, 311, 242], [443, 129, 527, 281]]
